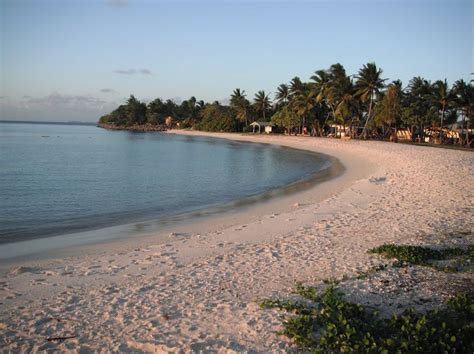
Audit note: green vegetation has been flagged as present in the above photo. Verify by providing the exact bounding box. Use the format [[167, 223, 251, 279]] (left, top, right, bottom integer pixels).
[[193, 102, 237, 132], [260, 284, 474, 353], [99, 62, 473, 147], [369, 244, 473, 272]]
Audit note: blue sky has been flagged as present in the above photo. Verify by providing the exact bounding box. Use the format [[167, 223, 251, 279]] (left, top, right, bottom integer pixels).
[[1, 0, 472, 121]]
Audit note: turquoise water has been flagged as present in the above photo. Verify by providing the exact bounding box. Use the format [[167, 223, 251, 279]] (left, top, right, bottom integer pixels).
[[0, 123, 329, 244]]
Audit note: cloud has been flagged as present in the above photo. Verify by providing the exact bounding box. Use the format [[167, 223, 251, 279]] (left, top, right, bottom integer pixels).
[[139, 68, 152, 75], [0, 92, 120, 122], [100, 88, 117, 93], [114, 69, 136, 75], [19, 93, 110, 110], [114, 68, 153, 75]]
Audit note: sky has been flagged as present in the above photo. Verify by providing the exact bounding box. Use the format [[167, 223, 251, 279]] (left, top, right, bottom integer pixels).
[[0, 0, 472, 122]]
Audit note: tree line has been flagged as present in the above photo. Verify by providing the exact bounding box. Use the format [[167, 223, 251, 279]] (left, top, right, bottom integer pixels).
[[99, 62, 473, 146]]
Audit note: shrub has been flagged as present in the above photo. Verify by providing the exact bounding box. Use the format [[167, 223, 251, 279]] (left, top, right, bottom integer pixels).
[[260, 284, 474, 353]]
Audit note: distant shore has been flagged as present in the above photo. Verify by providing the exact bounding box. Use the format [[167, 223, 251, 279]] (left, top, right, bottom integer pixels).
[[0, 120, 96, 126], [0, 132, 472, 352], [97, 122, 167, 132]]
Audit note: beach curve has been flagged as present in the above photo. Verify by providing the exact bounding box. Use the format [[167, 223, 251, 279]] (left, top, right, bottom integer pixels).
[[0, 132, 472, 352]]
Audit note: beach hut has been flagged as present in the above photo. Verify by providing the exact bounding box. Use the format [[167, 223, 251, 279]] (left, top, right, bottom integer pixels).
[[424, 127, 460, 144], [328, 124, 350, 138], [250, 121, 274, 134], [165, 116, 173, 128], [396, 129, 411, 141]]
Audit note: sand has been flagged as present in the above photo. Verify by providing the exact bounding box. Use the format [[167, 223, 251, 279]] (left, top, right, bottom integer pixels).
[[0, 132, 472, 352]]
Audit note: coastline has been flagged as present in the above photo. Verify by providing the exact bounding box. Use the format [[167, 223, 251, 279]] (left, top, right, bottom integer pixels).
[[97, 122, 167, 132], [0, 132, 472, 352], [0, 132, 342, 262]]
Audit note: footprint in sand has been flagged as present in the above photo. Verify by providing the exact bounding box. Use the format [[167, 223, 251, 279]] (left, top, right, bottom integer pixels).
[[88, 265, 102, 270], [9, 266, 42, 275], [369, 176, 387, 185], [4, 292, 22, 300]]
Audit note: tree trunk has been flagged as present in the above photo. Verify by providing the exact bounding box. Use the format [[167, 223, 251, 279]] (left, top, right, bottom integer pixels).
[[322, 107, 335, 136], [361, 95, 373, 139], [467, 119, 472, 147], [460, 110, 465, 145], [440, 103, 445, 128]]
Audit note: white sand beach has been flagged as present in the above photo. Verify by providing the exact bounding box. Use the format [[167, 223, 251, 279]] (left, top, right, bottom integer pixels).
[[0, 132, 472, 352]]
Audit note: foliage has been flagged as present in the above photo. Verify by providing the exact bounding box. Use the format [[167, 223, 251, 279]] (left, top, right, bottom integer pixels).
[[374, 84, 402, 129], [275, 84, 290, 107], [311, 63, 354, 129], [99, 95, 205, 128], [260, 284, 474, 353], [99, 63, 473, 146], [369, 244, 473, 271], [430, 79, 456, 127], [400, 77, 438, 132], [253, 90, 272, 121], [230, 88, 253, 129], [99, 95, 147, 126], [290, 84, 317, 133], [453, 79, 474, 127], [355, 63, 387, 138], [271, 105, 300, 133], [193, 102, 237, 132]]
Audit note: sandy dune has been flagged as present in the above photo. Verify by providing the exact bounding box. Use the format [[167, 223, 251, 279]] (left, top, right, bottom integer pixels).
[[0, 132, 472, 352]]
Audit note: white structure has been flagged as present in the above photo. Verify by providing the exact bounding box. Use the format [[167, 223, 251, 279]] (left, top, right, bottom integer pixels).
[[328, 124, 349, 138], [250, 121, 274, 134]]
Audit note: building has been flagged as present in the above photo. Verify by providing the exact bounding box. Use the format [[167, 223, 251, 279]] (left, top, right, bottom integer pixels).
[[250, 121, 274, 134]]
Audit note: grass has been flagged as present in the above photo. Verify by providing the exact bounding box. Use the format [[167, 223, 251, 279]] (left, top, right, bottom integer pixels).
[[260, 284, 474, 353], [368, 244, 473, 272]]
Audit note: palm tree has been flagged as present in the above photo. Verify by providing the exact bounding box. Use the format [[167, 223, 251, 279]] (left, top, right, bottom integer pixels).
[[311, 63, 353, 134], [408, 76, 431, 97], [334, 83, 359, 138], [230, 88, 251, 127], [275, 84, 290, 106], [289, 77, 304, 97], [391, 80, 403, 91], [253, 90, 272, 121], [401, 77, 435, 139], [430, 79, 453, 128], [196, 100, 205, 110], [374, 84, 402, 140], [291, 86, 317, 134], [230, 88, 246, 106], [311, 69, 331, 102], [355, 63, 387, 138], [452, 79, 473, 145]]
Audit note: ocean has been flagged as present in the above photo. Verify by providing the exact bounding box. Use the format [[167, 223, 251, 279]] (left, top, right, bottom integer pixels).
[[0, 122, 330, 244]]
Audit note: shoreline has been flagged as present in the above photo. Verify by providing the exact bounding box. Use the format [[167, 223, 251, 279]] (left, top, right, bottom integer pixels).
[[1, 132, 472, 352], [97, 122, 167, 132], [0, 133, 343, 263]]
